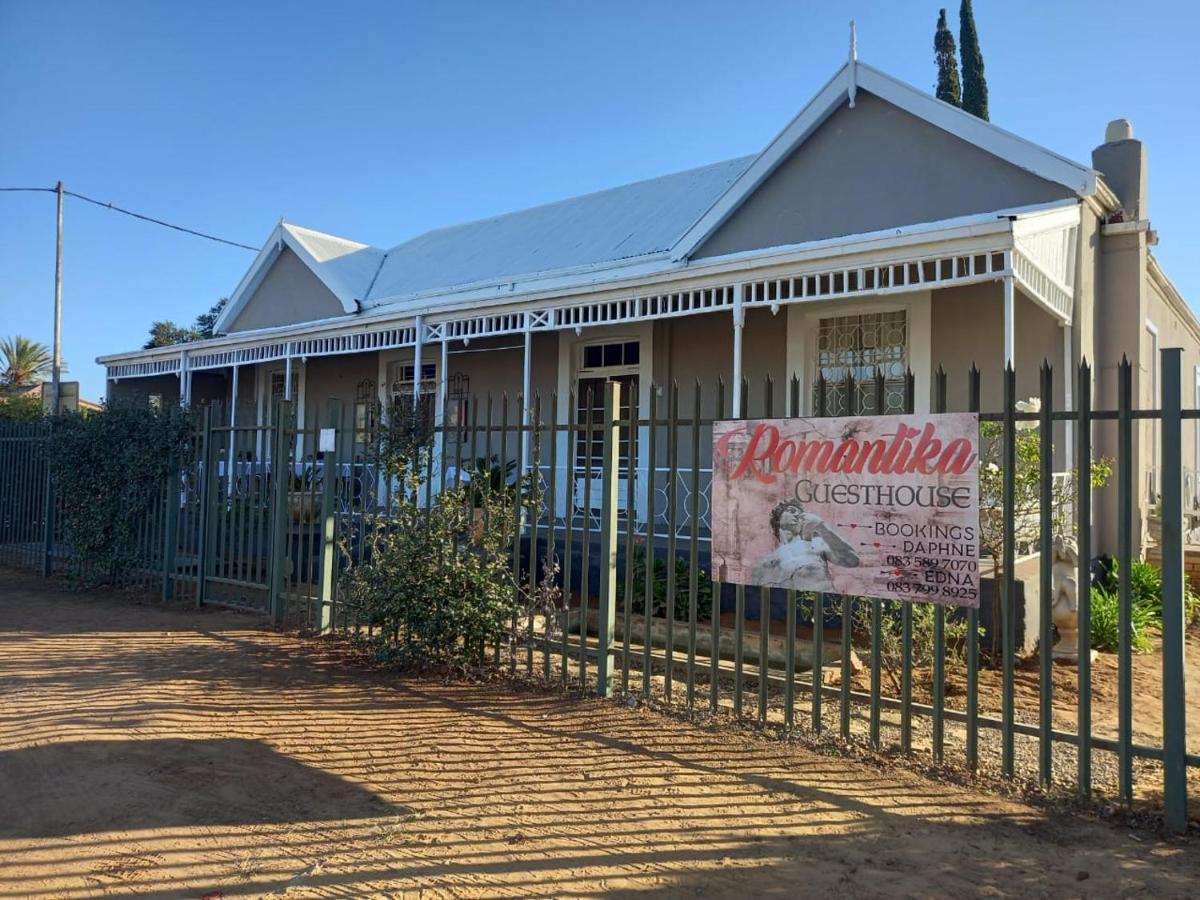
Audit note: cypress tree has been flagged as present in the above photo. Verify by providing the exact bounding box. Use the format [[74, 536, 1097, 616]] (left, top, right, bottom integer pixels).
[[959, 0, 989, 120], [934, 9, 961, 107]]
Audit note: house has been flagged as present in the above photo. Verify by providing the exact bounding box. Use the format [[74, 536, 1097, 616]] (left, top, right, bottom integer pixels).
[[98, 55, 1200, 557]]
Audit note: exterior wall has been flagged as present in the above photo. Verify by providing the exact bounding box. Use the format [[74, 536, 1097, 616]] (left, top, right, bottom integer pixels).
[[226, 247, 347, 333], [301, 351, 378, 430], [1093, 229, 1147, 554], [930, 283, 1065, 413], [108, 374, 180, 406], [191, 371, 228, 405], [1144, 277, 1200, 511], [695, 91, 1074, 259]]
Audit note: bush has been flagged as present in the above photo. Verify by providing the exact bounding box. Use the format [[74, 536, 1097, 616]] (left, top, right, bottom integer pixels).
[[1089, 584, 1158, 653], [617, 542, 714, 623], [47, 401, 192, 586], [338, 458, 529, 671], [1093, 558, 1200, 635], [0, 392, 44, 422], [853, 599, 980, 692]]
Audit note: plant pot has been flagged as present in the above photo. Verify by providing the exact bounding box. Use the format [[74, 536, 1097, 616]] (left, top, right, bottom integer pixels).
[[289, 494, 319, 524]]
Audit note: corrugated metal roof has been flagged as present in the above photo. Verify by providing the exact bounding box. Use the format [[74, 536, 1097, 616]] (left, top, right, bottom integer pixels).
[[363, 156, 754, 306]]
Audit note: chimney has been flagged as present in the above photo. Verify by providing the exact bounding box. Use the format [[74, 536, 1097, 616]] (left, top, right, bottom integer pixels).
[[1092, 119, 1148, 221]]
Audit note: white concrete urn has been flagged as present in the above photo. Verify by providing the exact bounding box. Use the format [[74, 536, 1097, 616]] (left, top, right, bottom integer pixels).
[[1049, 534, 1095, 663]]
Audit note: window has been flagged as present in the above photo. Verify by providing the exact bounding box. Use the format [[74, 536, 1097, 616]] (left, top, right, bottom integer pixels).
[[812, 311, 908, 414], [581, 341, 639, 371], [269, 370, 300, 403], [265, 369, 300, 423], [573, 339, 641, 516], [388, 361, 437, 434]]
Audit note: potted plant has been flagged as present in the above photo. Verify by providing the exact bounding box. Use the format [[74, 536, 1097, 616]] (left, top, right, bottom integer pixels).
[[288, 465, 320, 524]]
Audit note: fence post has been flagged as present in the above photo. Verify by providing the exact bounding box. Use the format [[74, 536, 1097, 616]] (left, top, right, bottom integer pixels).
[[196, 405, 215, 608], [40, 420, 53, 577], [266, 400, 293, 622], [1159, 347, 1188, 834], [595, 381, 621, 698], [161, 452, 181, 601], [317, 398, 341, 635]]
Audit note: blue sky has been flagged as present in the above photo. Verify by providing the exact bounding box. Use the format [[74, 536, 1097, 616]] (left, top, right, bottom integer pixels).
[[2, 0, 1198, 402]]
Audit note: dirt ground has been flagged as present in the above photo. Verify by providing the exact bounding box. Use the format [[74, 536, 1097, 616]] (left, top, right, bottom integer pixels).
[[1, 567, 1197, 899]]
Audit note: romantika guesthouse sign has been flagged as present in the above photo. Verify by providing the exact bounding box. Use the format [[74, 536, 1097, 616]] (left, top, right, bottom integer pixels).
[[711, 414, 981, 607]]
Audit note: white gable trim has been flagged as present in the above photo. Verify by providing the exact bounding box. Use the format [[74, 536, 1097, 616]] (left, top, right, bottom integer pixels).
[[213, 222, 361, 333], [668, 64, 854, 263], [670, 61, 1098, 262], [856, 64, 1097, 196]]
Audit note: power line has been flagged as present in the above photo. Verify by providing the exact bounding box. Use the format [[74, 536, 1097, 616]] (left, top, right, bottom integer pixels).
[[0, 184, 258, 251]]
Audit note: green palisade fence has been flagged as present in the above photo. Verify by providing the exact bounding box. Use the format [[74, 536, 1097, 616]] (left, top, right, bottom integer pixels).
[[0, 350, 1194, 831]]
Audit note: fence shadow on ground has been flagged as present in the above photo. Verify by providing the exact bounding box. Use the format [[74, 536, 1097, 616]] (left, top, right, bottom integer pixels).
[[1, 572, 1197, 898]]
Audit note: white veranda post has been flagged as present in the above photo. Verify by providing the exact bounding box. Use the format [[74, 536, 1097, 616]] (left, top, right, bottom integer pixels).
[[1062, 324, 1073, 462], [522, 324, 533, 471], [1003, 250, 1015, 369], [412, 315, 424, 412], [227, 364, 239, 496], [731, 283, 745, 417]]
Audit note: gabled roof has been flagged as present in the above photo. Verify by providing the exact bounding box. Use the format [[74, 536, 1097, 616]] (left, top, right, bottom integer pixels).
[[214, 56, 1103, 334], [364, 157, 753, 308], [669, 61, 1099, 261], [214, 222, 385, 333]]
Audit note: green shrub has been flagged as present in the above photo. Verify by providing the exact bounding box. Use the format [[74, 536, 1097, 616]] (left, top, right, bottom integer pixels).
[[616, 542, 714, 623], [338, 398, 560, 672], [1094, 558, 1200, 630], [853, 599, 980, 693], [47, 401, 192, 586], [0, 392, 45, 422], [1089, 584, 1159, 653]]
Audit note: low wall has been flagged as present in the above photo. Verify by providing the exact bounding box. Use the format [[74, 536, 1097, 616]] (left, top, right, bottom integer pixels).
[[1143, 543, 1200, 595]]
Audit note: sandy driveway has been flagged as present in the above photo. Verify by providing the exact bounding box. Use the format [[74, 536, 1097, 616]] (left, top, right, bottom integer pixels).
[[0, 567, 1195, 898]]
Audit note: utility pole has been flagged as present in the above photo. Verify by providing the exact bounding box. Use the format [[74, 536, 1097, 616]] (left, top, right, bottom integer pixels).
[[51, 180, 64, 415]]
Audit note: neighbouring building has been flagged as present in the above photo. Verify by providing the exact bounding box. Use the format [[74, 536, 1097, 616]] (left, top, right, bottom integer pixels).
[[98, 56, 1200, 556]]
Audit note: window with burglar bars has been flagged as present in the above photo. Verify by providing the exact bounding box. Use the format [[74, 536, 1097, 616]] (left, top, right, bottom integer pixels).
[[388, 362, 437, 434], [812, 310, 908, 414]]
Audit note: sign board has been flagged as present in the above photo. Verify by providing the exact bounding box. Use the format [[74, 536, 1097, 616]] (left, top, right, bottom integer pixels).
[[319, 428, 337, 454], [711, 413, 981, 607], [40, 381, 80, 414]]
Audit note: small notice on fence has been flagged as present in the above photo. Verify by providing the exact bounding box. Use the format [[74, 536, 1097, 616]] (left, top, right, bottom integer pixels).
[[711, 413, 981, 607]]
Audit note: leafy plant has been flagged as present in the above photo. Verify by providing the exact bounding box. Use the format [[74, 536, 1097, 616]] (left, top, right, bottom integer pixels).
[[339, 480, 520, 670], [977, 400, 1112, 660], [1093, 557, 1200, 630], [0, 336, 56, 387], [0, 392, 45, 422], [617, 542, 714, 623], [1089, 584, 1158, 653], [853, 599, 980, 692], [337, 419, 541, 672], [46, 401, 193, 586]]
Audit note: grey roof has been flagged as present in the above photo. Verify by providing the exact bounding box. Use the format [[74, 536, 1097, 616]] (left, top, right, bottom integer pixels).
[[365, 156, 754, 306]]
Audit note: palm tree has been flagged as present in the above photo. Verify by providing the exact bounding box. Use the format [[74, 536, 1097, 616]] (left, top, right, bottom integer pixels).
[[0, 336, 54, 387]]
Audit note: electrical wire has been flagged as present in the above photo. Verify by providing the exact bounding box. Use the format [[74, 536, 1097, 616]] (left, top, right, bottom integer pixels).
[[0, 185, 258, 250]]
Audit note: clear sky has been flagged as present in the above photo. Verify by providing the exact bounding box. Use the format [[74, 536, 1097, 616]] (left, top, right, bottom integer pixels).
[[2, 0, 1198, 402]]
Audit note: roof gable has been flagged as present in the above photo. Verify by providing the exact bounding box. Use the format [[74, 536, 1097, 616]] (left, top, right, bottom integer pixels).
[[694, 90, 1076, 259], [672, 61, 1097, 261], [224, 246, 347, 333], [214, 223, 384, 334]]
